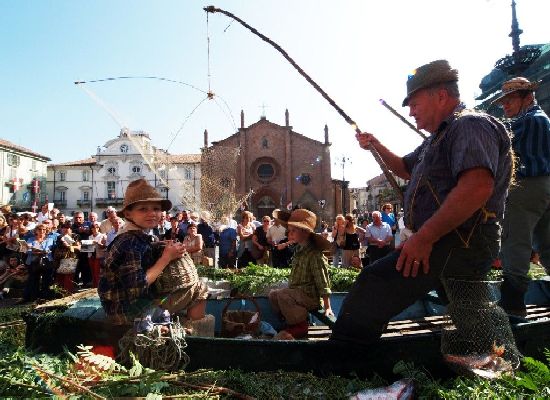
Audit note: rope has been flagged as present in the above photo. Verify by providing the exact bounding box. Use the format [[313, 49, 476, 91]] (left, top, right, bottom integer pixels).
[[204, 6, 403, 202], [206, 12, 212, 94], [118, 321, 190, 371]]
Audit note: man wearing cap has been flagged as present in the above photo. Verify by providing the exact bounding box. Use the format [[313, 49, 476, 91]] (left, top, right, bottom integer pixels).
[[493, 77, 550, 316], [332, 60, 515, 347]]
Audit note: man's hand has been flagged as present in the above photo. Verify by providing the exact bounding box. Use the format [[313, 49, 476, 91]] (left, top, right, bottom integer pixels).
[[324, 307, 334, 317], [396, 232, 434, 277], [355, 132, 379, 150]]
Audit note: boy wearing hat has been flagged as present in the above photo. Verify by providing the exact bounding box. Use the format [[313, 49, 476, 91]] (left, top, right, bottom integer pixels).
[[332, 60, 516, 355], [493, 77, 550, 316], [99, 179, 207, 325], [268, 208, 333, 339]]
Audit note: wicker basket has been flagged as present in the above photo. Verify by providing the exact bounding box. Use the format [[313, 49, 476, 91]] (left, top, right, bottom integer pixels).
[[221, 297, 261, 338], [155, 251, 199, 295]]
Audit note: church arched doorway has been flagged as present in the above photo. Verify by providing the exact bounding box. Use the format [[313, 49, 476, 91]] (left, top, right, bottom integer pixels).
[[255, 195, 276, 220]]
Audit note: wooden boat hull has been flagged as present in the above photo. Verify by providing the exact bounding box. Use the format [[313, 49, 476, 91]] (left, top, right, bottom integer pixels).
[[24, 280, 550, 379]]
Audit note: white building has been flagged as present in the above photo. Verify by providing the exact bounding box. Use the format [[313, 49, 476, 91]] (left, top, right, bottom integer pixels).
[[0, 139, 50, 211], [46, 128, 201, 217]]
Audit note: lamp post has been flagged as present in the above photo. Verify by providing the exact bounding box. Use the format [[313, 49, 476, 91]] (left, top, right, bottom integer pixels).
[[338, 156, 350, 215]]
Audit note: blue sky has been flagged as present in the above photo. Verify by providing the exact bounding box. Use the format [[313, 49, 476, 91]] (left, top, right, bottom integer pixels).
[[1, 0, 548, 187]]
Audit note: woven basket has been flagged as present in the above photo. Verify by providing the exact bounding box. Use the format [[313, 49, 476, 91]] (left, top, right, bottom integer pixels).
[[221, 297, 261, 338], [155, 252, 198, 295]]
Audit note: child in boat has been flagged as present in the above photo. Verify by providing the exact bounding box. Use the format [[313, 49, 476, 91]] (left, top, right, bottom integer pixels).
[[268, 209, 333, 339], [98, 179, 207, 326]]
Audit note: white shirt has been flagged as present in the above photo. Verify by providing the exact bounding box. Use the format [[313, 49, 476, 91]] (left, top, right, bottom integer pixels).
[[365, 222, 392, 242], [267, 224, 286, 244]]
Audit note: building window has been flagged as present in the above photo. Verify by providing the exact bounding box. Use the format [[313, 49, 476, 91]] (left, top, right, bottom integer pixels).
[[184, 168, 192, 180], [59, 191, 66, 202], [82, 170, 89, 181], [131, 165, 141, 174], [107, 181, 116, 199], [83, 191, 89, 201], [159, 187, 168, 199], [59, 171, 66, 181], [31, 160, 37, 171], [159, 170, 166, 179], [107, 166, 117, 176], [120, 144, 129, 153], [257, 163, 274, 180], [7, 154, 20, 167]]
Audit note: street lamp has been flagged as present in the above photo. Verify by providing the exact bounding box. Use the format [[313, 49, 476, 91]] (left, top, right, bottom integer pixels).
[[339, 156, 350, 215]]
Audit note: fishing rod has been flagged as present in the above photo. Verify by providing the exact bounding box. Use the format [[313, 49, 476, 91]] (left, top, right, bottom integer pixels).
[[204, 5, 403, 202], [379, 99, 427, 140]]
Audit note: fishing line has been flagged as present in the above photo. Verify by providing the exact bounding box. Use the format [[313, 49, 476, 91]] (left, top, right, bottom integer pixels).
[[75, 76, 207, 95], [166, 96, 209, 152], [206, 12, 212, 93], [213, 96, 237, 132], [204, 6, 403, 201]]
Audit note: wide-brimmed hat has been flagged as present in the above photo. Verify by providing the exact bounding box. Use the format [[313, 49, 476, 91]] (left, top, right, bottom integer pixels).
[[120, 179, 172, 214], [276, 208, 331, 251], [491, 77, 540, 105], [402, 59, 459, 106]]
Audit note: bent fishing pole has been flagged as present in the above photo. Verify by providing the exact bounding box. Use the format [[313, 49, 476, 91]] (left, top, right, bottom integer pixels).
[[204, 5, 403, 202]]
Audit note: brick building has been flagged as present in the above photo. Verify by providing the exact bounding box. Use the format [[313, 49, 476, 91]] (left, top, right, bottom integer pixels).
[[203, 110, 343, 226]]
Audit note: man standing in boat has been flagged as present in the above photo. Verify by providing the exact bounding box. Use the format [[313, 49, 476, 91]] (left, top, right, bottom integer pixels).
[[332, 60, 514, 345], [494, 77, 550, 317]]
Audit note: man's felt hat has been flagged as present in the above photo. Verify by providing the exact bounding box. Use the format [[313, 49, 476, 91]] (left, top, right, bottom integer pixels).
[[120, 179, 172, 214], [402, 59, 459, 106], [273, 208, 331, 251], [491, 77, 540, 105]]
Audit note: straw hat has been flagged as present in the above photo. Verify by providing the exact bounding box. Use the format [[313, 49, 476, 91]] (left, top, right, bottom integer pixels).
[[402, 60, 459, 106], [120, 179, 172, 214], [274, 208, 331, 251], [491, 77, 540, 104]]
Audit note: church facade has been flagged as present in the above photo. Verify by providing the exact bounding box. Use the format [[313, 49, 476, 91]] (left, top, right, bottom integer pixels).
[[203, 110, 341, 225]]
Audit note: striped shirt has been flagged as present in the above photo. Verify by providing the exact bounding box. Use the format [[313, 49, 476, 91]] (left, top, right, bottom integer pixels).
[[510, 105, 550, 178]]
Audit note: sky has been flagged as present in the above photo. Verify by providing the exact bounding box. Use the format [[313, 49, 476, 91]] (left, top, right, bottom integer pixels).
[[1, 0, 549, 188]]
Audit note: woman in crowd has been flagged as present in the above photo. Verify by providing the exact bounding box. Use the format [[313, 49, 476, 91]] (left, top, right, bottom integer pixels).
[[0, 255, 28, 298], [165, 216, 185, 242], [182, 223, 204, 265], [53, 223, 81, 292], [88, 222, 107, 288], [251, 215, 271, 265], [236, 211, 256, 268], [331, 214, 346, 267], [341, 214, 363, 267], [381, 203, 397, 238], [23, 223, 56, 302]]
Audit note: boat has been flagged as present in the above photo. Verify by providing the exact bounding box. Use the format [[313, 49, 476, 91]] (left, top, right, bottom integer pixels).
[[23, 279, 550, 379]]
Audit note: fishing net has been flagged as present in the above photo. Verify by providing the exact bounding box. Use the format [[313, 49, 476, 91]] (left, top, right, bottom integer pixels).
[[118, 319, 190, 371], [440, 278, 522, 370]]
